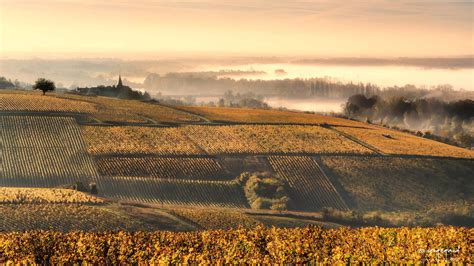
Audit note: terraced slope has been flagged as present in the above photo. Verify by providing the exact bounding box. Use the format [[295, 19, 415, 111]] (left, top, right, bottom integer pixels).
[[96, 157, 234, 181], [96, 176, 249, 208], [0, 116, 99, 187], [268, 156, 348, 211]]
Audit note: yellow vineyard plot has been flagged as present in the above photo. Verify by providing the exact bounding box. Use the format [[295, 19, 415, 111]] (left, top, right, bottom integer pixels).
[[171, 208, 261, 229], [0, 93, 98, 113], [0, 91, 202, 123], [0, 204, 156, 231], [179, 106, 368, 127], [0, 187, 103, 204], [335, 126, 474, 158], [0, 226, 471, 264], [83, 125, 373, 155], [83, 126, 203, 155], [59, 94, 201, 123]]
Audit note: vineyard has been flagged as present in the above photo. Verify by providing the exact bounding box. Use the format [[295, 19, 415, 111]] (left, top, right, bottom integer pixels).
[[0, 93, 98, 113], [0, 188, 103, 204], [171, 208, 262, 229], [320, 156, 474, 211], [0, 204, 157, 231], [58, 93, 201, 123], [96, 176, 249, 208], [334, 125, 474, 159], [170, 208, 335, 230], [0, 116, 99, 187], [84, 125, 372, 155], [96, 157, 233, 180], [179, 105, 370, 127], [83, 126, 203, 155], [184, 125, 370, 154], [0, 226, 470, 264], [268, 156, 348, 211]]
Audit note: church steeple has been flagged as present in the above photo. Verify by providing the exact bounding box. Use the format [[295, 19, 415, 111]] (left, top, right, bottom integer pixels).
[[117, 74, 123, 88]]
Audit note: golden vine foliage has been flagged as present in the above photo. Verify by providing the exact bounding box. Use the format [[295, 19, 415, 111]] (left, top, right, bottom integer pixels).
[[0, 91, 201, 123], [58, 93, 201, 123], [0, 188, 103, 204], [83, 125, 372, 155], [335, 126, 474, 159], [0, 93, 97, 113], [179, 106, 369, 127], [0, 204, 156, 232], [0, 226, 470, 264], [171, 208, 262, 229]]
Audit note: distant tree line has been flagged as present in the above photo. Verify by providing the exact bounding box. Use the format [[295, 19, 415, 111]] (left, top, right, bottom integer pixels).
[[153, 90, 269, 109], [0, 77, 15, 89], [215, 91, 269, 109], [143, 73, 473, 101], [344, 94, 474, 148], [143, 73, 380, 98]]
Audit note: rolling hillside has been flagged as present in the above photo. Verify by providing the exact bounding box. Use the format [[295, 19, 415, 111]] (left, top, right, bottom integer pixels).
[[0, 90, 473, 229]]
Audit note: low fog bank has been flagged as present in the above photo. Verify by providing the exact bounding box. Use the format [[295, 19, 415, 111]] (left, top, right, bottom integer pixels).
[[265, 97, 345, 113], [294, 56, 474, 69], [1, 56, 473, 89], [344, 94, 474, 148]]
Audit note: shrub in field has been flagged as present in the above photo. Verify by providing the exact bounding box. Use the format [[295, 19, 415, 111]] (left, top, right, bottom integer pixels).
[[239, 172, 290, 210]]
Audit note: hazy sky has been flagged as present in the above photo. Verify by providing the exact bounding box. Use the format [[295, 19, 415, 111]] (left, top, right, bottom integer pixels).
[[1, 0, 473, 57]]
